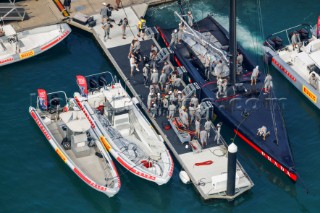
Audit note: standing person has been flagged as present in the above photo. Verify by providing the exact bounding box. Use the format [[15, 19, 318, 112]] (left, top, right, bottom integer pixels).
[[182, 11, 194, 27], [106, 4, 114, 22], [102, 19, 111, 41], [237, 52, 243, 66], [100, 3, 108, 23], [142, 64, 149, 87], [214, 60, 223, 79], [121, 17, 128, 39], [251, 65, 259, 85], [177, 23, 184, 43], [190, 94, 199, 108], [137, 16, 147, 40], [168, 102, 176, 119], [63, 0, 71, 13], [170, 29, 179, 48], [159, 70, 167, 91], [216, 78, 223, 98], [222, 79, 228, 97], [162, 96, 169, 117], [130, 54, 139, 76], [150, 69, 159, 84], [163, 62, 172, 75], [150, 44, 158, 54], [204, 119, 211, 138], [264, 74, 273, 93], [214, 123, 222, 144], [195, 118, 200, 139], [179, 106, 189, 129], [309, 73, 319, 90], [188, 104, 195, 124], [200, 129, 208, 147], [147, 93, 153, 110], [291, 31, 301, 50]]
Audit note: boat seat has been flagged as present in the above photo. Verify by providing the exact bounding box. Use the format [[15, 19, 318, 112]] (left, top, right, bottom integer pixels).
[[113, 113, 132, 136], [71, 133, 91, 158]]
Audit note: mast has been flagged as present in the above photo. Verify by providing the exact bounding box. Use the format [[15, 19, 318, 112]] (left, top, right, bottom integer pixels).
[[229, 0, 237, 85]]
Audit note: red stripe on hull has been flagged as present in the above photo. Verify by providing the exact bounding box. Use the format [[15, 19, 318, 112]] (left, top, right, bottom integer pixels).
[[41, 30, 70, 51], [116, 157, 156, 181], [272, 58, 296, 82], [234, 129, 297, 181], [73, 167, 107, 191]]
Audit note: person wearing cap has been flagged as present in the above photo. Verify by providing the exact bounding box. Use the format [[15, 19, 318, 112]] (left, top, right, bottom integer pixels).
[[190, 94, 199, 108], [156, 93, 162, 116], [163, 62, 172, 76], [100, 3, 108, 23], [165, 81, 171, 94], [149, 49, 158, 69], [159, 70, 167, 91], [237, 52, 243, 66], [147, 93, 153, 110], [204, 119, 211, 138], [200, 129, 208, 147], [137, 16, 147, 40], [129, 53, 139, 76], [188, 104, 196, 124], [173, 76, 183, 90], [143, 63, 150, 87], [195, 104, 201, 121], [251, 65, 259, 85], [214, 60, 223, 79], [222, 78, 228, 97], [257, 126, 270, 141], [170, 29, 179, 48], [168, 102, 176, 119], [150, 103, 157, 118], [195, 118, 200, 139], [182, 11, 194, 27], [121, 17, 128, 39], [264, 74, 273, 93], [177, 90, 183, 108], [150, 69, 159, 84], [214, 123, 222, 144], [150, 44, 158, 56], [309, 72, 319, 90], [179, 106, 189, 128], [291, 31, 301, 50], [102, 19, 111, 41], [162, 95, 169, 117]]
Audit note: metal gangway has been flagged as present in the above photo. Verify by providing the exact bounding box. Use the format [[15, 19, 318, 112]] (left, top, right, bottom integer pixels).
[[0, 0, 26, 22], [174, 11, 229, 64]]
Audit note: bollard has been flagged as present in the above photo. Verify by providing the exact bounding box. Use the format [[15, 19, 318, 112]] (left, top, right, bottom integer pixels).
[[226, 142, 237, 196]]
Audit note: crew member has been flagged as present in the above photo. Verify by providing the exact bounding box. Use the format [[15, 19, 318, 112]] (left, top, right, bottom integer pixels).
[[214, 123, 222, 144], [200, 129, 208, 147], [257, 126, 270, 141], [204, 119, 211, 138], [150, 69, 159, 84], [309, 73, 319, 90], [170, 29, 179, 48], [264, 74, 273, 93], [142, 64, 149, 86], [251, 65, 259, 85], [195, 118, 200, 138], [190, 94, 199, 108], [102, 19, 111, 41], [137, 16, 147, 40], [291, 31, 301, 50], [162, 96, 169, 117], [168, 102, 176, 119], [129, 53, 139, 76], [159, 70, 167, 91]]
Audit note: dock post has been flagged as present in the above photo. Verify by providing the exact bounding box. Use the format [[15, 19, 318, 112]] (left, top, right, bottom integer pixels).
[[226, 143, 237, 196]]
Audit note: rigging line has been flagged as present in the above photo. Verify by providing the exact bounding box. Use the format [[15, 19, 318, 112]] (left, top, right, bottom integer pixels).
[[256, 0, 279, 141]]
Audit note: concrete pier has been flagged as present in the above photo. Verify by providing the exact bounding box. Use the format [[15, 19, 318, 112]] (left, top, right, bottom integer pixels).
[[8, 0, 174, 32]]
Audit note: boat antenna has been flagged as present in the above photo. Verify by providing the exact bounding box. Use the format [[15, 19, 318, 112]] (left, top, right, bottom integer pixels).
[[229, 0, 237, 85]]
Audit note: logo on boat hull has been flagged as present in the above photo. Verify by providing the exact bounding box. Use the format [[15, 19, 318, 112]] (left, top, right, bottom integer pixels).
[[20, 50, 34, 59], [272, 58, 296, 82], [302, 85, 317, 103], [0, 57, 14, 64]]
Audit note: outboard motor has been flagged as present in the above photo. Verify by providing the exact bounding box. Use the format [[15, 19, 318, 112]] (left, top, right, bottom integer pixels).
[[271, 36, 283, 50], [89, 78, 99, 89], [50, 94, 60, 107], [264, 39, 275, 49], [299, 28, 309, 41], [98, 75, 108, 87]]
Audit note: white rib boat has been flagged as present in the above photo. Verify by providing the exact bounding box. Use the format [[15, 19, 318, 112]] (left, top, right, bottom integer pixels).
[[0, 23, 71, 66], [264, 19, 320, 109], [74, 72, 174, 185], [29, 89, 120, 197]]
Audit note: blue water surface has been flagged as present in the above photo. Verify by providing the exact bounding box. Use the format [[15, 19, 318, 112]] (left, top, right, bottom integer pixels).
[[1, 0, 320, 212]]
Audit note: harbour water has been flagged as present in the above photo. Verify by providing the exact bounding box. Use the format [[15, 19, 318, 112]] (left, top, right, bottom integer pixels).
[[1, 0, 320, 212]]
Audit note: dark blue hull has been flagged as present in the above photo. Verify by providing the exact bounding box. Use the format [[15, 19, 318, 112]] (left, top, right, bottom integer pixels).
[[158, 15, 297, 181]]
